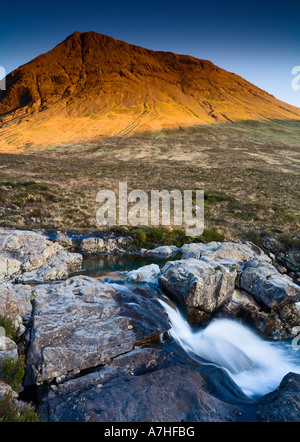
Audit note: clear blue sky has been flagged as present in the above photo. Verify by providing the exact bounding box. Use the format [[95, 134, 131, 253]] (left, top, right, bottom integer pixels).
[[1, 0, 299, 106]]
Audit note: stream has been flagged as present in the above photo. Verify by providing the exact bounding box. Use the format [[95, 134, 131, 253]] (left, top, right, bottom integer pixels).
[[80, 254, 300, 399]]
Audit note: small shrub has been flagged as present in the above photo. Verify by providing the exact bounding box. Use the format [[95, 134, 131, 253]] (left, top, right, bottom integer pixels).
[[1, 356, 26, 392], [0, 394, 39, 422], [0, 316, 17, 342], [198, 227, 225, 243]]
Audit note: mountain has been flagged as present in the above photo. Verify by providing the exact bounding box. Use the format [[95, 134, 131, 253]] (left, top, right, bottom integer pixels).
[[0, 31, 299, 150]]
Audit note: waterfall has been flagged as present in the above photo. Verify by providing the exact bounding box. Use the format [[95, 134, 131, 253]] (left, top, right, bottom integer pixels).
[[160, 299, 300, 397]]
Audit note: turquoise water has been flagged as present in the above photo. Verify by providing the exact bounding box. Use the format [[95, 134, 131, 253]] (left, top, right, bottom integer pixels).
[[80, 254, 171, 278]]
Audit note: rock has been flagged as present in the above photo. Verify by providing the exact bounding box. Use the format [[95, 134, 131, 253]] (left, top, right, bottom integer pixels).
[[0, 228, 82, 282], [78, 235, 131, 254], [218, 290, 298, 340], [17, 250, 82, 282], [180, 241, 271, 263], [53, 233, 75, 250], [256, 373, 300, 422], [262, 236, 282, 254], [38, 347, 242, 422], [159, 258, 238, 323], [146, 246, 180, 258], [0, 258, 22, 281], [239, 260, 300, 308], [0, 337, 18, 373], [26, 276, 169, 385], [126, 264, 161, 284], [0, 282, 33, 329], [181, 243, 210, 259], [285, 249, 300, 273], [0, 380, 18, 400]]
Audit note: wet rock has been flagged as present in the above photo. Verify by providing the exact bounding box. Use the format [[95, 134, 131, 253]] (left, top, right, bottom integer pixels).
[[38, 347, 242, 422], [26, 276, 169, 385], [239, 260, 300, 308], [159, 258, 237, 323], [256, 373, 300, 422], [126, 264, 160, 284], [219, 290, 299, 340]]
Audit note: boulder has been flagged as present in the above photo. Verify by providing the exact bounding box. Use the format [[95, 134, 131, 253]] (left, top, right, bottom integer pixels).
[[239, 260, 300, 308], [78, 235, 131, 254], [219, 290, 300, 340], [180, 241, 270, 263], [16, 251, 82, 282], [0, 228, 82, 282], [126, 264, 160, 284], [26, 276, 169, 385], [146, 246, 180, 258], [256, 373, 300, 422], [181, 242, 210, 259], [159, 258, 238, 323]]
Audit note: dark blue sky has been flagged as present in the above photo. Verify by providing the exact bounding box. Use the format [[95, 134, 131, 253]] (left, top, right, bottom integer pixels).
[[1, 0, 299, 106]]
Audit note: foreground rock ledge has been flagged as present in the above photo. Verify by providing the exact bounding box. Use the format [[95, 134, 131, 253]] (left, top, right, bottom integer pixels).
[[26, 276, 169, 385]]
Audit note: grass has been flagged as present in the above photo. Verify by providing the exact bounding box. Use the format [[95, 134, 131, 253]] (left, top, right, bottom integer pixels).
[[112, 225, 225, 249], [0, 121, 298, 246], [0, 356, 26, 392]]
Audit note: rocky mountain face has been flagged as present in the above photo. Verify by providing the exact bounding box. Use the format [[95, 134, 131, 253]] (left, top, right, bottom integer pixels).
[[0, 31, 299, 149]]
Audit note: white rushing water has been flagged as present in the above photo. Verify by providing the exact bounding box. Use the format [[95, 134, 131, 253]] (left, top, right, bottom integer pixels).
[[160, 300, 300, 397]]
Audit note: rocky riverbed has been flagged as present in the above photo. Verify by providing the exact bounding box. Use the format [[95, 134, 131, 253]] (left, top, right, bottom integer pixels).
[[0, 227, 299, 422]]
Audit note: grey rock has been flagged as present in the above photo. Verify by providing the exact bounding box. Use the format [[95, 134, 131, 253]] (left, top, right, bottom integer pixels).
[[181, 242, 210, 259], [159, 258, 237, 323], [17, 250, 82, 282], [180, 241, 270, 263], [0, 282, 33, 328], [0, 228, 82, 282], [78, 235, 131, 254], [126, 264, 161, 284], [239, 260, 300, 308], [146, 245, 180, 258], [26, 276, 169, 385]]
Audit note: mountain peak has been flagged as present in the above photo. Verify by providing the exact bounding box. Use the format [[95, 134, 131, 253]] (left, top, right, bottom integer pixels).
[[0, 31, 299, 149]]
